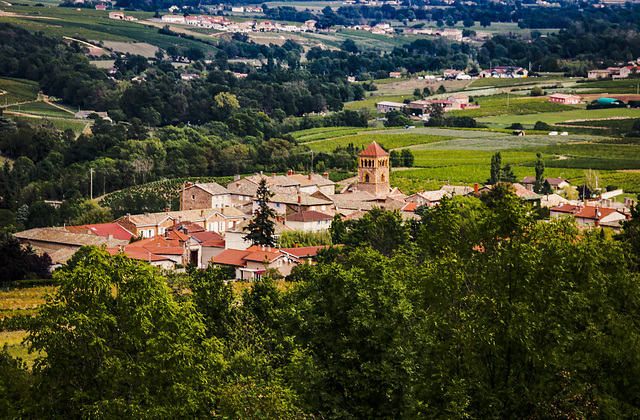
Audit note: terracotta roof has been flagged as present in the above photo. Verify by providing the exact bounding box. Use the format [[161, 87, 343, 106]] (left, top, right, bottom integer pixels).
[[244, 249, 281, 263], [189, 231, 224, 243], [574, 206, 620, 220], [212, 249, 251, 266], [106, 248, 173, 262], [140, 246, 184, 255], [402, 202, 419, 212], [286, 210, 333, 222], [65, 222, 135, 240], [358, 141, 389, 157], [551, 204, 582, 214], [171, 221, 205, 233], [166, 230, 190, 242], [200, 239, 226, 248], [280, 245, 331, 258], [127, 236, 172, 248]]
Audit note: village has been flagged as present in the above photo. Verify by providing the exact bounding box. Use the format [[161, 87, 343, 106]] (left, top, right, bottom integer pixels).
[[14, 140, 636, 281]]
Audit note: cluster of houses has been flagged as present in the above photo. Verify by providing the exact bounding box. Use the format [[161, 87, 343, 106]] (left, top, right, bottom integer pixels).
[[588, 64, 640, 80], [402, 27, 464, 41], [377, 94, 480, 114], [15, 141, 635, 280], [107, 11, 136, 21], [479, 66, 529, 78], [160, 14, 317, 33]]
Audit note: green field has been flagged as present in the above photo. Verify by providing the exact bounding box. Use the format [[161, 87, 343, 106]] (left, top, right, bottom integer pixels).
[[479, 107, 640, 128], [469, 76, 564, 88], [306, 133, 453, 152], [294, 127, 383, 142], [574, 79, 640, 94], [0, 6, 219, 56], [344, 95, 414, 112], [7, 101, 75, 118], [0, 78, 39, 105], [451, 94, 578, 118]]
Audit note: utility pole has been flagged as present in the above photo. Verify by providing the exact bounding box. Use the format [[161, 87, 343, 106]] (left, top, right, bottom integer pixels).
[[90, 168, 93, 200]]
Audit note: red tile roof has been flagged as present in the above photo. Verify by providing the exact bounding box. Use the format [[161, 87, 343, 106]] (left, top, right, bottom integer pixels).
[[359, 141, 389, 157], [280, 245, 331, 258], [140, 246, 184, 255], [189, 231, 224, 243], [67, 222, 135, 240], [106, 248, 173, 262], [244, 250, 281, 263], [200, 239, 226, 248], [402, 202, 419, 212], [551, 204, 582, 214], [574, 206, 619, 220], [212, 249, 252, 267]]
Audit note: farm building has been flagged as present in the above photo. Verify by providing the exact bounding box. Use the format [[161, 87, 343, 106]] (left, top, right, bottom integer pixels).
[[549, 94, 581, 104], [596, 98, 625, 106], [376, 101, 406, 113]]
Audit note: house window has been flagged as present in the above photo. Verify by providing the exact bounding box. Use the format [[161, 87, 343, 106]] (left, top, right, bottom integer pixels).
[[322, 205, 326, 211], [364, 173, 370, 183], [192, 195, 195, 200], [159, 227, 165, 234], [219, 221, 225, 231]]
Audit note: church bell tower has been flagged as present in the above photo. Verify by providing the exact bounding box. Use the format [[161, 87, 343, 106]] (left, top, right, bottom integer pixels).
[[357, 141, 390, 195]]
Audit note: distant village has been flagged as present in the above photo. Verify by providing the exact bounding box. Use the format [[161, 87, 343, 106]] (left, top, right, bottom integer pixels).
[[15, 141, 635, 281]]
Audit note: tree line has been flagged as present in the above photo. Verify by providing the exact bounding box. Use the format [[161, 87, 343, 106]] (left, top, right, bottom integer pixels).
[[3, 188, 640, 418]]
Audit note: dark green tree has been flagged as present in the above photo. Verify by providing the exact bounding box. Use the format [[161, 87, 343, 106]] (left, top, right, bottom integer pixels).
[[534, 152, 545, 193], [401, 148, 415, 167], [341, 207, 410, 256], [26, 247, 221, 418], [383, 110, 410, 127], [488, 151, 502, 184], [244, 178, 276, 247]]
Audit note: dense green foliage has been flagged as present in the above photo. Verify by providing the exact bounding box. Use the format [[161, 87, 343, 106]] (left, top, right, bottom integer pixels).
[[3, 192, 640, 418]]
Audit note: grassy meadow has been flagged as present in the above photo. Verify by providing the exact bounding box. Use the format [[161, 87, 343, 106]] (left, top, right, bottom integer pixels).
[[0, 77, 39, 105], [0, 286, 55, 367]]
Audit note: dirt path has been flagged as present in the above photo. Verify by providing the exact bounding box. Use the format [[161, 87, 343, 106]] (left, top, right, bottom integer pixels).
[[39, 93, 75, 115]]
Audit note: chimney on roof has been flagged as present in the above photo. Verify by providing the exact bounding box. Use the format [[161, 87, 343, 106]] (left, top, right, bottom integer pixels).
[[288, 170, 294, 176], [178, 216, 182, 223], [261, 245, 265, 251], [595, 219, 600, 228], [267, 246, 271, 252], [186, 182, 193, 187], [108, 233, 113, 240], [165, 207, 170, 213], [234, 174, 240, 181], [126, 213, 131, 220], [474, 183, 479, 197], [145, 212, 151, 217], [323, 172, 329, 179], [308, 173, 312, 180], [298, 195, 302, 203], [272, 173, 276, 178], [295, 242, 298, 248], [201, 210, 204, 216]]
